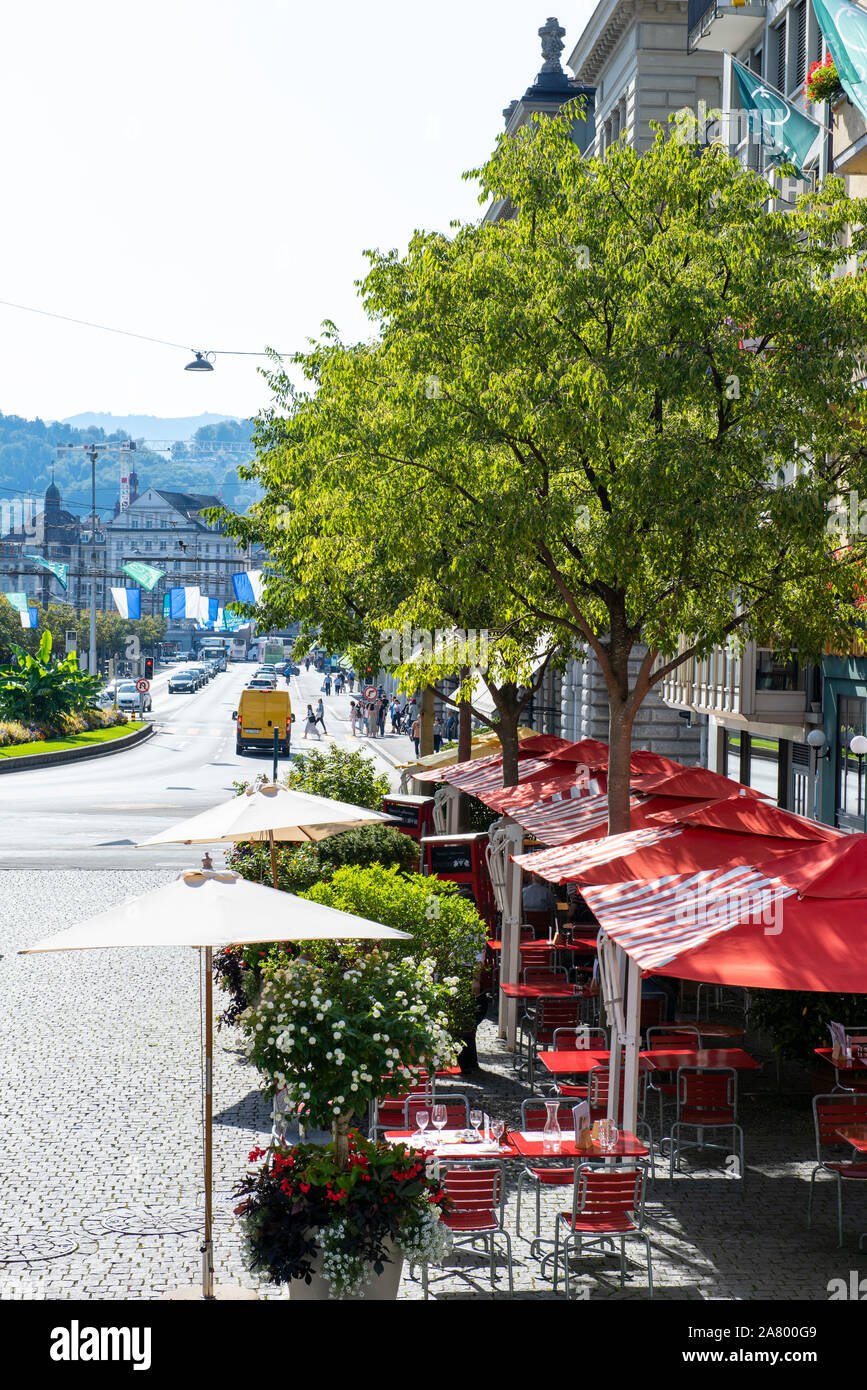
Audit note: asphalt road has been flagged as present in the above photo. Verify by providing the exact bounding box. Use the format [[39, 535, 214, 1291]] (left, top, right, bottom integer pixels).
[[0, 663, 410, 870]]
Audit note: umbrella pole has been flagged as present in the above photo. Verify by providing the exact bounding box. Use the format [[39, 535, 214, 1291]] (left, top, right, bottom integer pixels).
[[203, 945, 215, 1300], [269, 830, 279, 890]]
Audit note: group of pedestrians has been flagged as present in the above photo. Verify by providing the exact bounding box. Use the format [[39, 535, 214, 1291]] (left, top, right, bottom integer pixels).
[[303, 668, 457, 757], [303, 699, 328, 739]]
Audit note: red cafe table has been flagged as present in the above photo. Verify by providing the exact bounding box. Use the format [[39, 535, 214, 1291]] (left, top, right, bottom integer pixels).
[[835, 1127, 867, 1250], [538, 1047, 761, 1078], [814, 1047, 867, 1091], [508, 1129, 648, 1162], [500, 981, 587, 1001]]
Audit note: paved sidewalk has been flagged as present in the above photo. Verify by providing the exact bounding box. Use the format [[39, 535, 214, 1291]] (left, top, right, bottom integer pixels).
[[3, 869, 864, 1301]]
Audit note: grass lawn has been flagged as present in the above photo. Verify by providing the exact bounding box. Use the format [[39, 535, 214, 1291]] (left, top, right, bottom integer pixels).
[[0, 722, 146, 760]]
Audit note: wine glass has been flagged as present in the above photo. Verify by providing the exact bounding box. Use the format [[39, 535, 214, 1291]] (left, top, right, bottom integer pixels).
[[414, 1108, 430, 1145], [491, 1118, 505, 1147], [431, 1104, 448, 1147], [469, 1109, 483, 1142]]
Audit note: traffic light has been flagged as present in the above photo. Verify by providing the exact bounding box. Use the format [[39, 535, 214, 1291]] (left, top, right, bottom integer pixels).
[[144, 657, 154, 680]]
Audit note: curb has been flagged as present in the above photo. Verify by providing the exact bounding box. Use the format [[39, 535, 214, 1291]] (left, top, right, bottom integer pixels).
[[0, 722, 154, 775]]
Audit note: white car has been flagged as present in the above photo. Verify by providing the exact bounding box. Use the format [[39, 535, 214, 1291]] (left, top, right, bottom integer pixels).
[[115, 681, 152, 713]]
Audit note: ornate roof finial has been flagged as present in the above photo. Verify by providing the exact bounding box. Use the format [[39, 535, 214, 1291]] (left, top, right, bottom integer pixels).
[[539, 16, 566, 74]]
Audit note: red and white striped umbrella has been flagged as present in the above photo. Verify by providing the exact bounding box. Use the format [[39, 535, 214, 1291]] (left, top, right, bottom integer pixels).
[[581, 863, 867, 992], [515, 820, 823, 882]]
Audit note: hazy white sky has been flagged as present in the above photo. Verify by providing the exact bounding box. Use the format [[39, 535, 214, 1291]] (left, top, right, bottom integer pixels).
[[0, 1, 594, 426]]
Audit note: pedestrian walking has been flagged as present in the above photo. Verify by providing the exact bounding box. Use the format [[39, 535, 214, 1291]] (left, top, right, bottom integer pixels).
[[334, 673, 343, 695], [348, 672, 355, 693], [323, 674, 332, 696], [378, 697, 386, 737], [315, 698, 327, 735], [304, 704, 319, 740], [433, 714, 443, 754], [390, 699, 400, 734], [349, 699, 358, 736], [411, 712, 421, 758], [446, 711, 458, 740], [305, 657, 311, 672]]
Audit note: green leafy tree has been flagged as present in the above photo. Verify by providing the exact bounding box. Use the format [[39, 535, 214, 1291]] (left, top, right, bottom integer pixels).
[[223, 113, 867, 826]]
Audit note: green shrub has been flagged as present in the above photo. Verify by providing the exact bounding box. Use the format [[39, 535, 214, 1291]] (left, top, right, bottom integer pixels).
[[283, 745, 390, 809], [299, 864, 487, 1038], [749, 989, 867, 1065]]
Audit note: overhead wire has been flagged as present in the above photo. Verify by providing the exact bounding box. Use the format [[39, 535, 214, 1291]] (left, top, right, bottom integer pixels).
[[0, 297, 290, 357]]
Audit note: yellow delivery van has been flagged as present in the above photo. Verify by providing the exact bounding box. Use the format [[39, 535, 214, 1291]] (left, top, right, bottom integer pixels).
[[234, 688, 294, 756]]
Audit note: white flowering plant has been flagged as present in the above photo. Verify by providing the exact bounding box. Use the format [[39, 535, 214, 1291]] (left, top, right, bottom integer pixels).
[[241, 949, 458, 1156]]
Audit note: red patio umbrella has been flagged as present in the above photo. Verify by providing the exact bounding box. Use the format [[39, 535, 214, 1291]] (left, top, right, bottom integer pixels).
[[512, 817, 821, 886], [630, 766, 769, 801], [646, 795, 840, 841], [580, 859, 867, 993]]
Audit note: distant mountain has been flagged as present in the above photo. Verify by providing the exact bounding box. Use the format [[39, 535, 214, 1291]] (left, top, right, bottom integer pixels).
[[61, 412, 243, 443], [0, 410, 261, 519]]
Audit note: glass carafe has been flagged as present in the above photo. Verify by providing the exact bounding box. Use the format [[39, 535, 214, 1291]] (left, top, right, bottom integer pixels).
[[542, 1099, 562, 1153]]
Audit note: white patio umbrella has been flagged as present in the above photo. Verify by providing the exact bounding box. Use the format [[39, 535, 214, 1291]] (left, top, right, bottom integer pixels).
[[137, 782, 394, 887], [20, 867, 410, 1301]]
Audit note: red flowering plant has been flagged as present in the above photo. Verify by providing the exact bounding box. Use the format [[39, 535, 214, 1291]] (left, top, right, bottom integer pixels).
[[233, 1132, 450, 1297], [805, 52, 844, 106]]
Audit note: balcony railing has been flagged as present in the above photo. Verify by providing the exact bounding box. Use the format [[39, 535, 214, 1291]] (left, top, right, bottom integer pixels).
[[688, 0, 767, 54], [657, 640, 808, 726], [833, 97, 867, 176]]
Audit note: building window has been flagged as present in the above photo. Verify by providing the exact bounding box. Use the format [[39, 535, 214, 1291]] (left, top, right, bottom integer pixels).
[[755, 649, 804, 692], [792, 0, 808, 90], [837, 695, 867, 829]]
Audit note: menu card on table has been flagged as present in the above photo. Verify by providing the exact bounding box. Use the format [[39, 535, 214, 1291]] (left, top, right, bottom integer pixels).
[[829, 1021, 850, 1061]]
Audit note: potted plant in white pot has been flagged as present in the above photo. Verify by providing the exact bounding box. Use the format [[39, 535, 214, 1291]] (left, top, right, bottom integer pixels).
[[234, 949, 457, 1299]]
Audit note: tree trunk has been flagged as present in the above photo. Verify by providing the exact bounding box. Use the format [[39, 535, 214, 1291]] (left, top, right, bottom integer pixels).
[[334, 1113, 352, 1170], [497, 702, 522, 788], [607, 699, 635, 835], [420, 685, 435, 756], [457, 668, 472, 830]]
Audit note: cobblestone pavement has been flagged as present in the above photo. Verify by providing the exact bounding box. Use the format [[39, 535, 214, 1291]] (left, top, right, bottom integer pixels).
[[3, 869, 865, 1301]]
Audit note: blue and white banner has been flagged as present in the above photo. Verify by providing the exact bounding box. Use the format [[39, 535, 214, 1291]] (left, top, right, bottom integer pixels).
[[197, 595, 220, 626], [231, 570, 263, 605], [169, 586, 201, 620], [110, 587, 142, 620], [19, 606, 39, 629]]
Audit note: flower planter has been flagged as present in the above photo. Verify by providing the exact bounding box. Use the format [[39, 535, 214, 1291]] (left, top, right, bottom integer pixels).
[[290, 1237, 405, 1301]]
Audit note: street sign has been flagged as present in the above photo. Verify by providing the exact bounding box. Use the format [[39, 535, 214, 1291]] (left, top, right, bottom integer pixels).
[[363, 685, 378, 700], [135, 679, 150, 693]]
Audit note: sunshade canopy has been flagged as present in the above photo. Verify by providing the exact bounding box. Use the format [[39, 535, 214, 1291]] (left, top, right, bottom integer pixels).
[[646, 795, 840, 841], [20, 869, 411, 953], [136, 783, 392, 847], [513, 821, 816, 885], [581, 865, 867, 993], [630, 767, 769, 801], [751, 833, 867, 899]]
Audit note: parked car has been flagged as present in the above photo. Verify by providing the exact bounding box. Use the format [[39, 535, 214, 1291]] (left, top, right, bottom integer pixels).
[[116, 681, 152, 714], [169, 669, 198, 693], [187, 665, 210, 686]]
